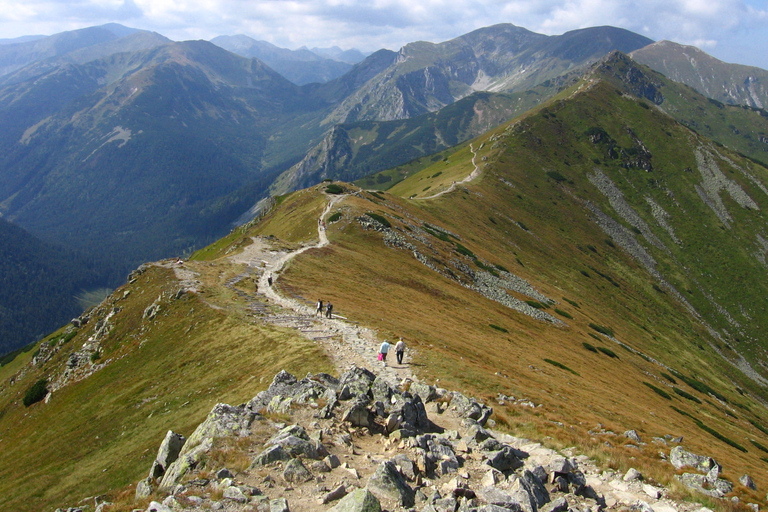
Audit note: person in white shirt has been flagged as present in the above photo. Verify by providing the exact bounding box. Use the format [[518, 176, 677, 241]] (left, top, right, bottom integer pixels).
[[394, 338, 406, 365]]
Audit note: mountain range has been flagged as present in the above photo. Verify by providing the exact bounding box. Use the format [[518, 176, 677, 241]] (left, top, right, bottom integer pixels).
[[2, 46, 768, 510], [1, 21, 768, 357]]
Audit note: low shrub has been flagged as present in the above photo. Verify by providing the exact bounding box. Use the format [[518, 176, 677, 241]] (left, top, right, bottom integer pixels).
[[582, 342, 598, 353], [643, 382, 671, 400], [554, 308, 572, 319], [454, 243, 475, 259], [597, 346, 618, 358], [327, 212, 342, 223], [673, 387, 701, 404], [661, 372, 677, 384], [544, 359, 579, 376], [325, 183, 344, 194], [365, 212, 391, 228], [23, 379, 48, 407], [750, 439, 768, 453], [489, 324, 508, 333], [525, 300, 548, 309], [589, 323, 614, 337], [563, 298, 580, 308]]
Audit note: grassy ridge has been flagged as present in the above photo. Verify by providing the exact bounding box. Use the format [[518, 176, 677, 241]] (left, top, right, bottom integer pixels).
[[0, 262, 332, 510]]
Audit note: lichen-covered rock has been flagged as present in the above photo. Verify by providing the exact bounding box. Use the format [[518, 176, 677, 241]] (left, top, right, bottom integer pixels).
[[740, 474, 757, 490], [450, 392, 492, 426], [338, 366, 376, 399], [135, 477, 152, 500], [159, 403, 253, 490], [409, 382, 437, 403], [150, 431, 186, 479], [252, 445, 292, 466], [341, 397, 374, 428], [328, 488, 381, 512], [367, 460, 415, 507], [267, 424, 328, 459], [669, 446, 718, 473], [485, 445, 524, 472], [283, 458, 313, 483]]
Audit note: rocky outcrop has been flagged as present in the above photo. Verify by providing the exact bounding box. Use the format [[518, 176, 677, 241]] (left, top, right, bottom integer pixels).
[[121, 368, 756, 512]]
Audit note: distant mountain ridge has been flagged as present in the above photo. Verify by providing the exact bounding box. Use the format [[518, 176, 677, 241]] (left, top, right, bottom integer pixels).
[[210, 35, 355, 85], [0, 24, 168, 78], [631, 40, 768, 108]]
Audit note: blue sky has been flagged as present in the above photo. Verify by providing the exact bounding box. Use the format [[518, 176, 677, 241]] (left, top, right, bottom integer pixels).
[[0, 0, 766, 69]]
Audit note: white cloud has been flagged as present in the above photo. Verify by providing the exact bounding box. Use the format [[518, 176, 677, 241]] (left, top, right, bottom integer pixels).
[[0, 0, 766, 68]]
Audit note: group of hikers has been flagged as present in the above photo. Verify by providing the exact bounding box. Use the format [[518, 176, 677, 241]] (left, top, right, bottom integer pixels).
[[315, 299, 333, 318], [314, 298, 408, 366], [378, 337, 407, 366]]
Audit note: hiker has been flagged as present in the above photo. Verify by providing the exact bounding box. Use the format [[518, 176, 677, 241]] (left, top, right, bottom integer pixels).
[[316, 299, 324, 316], [267, 275, 273, 286], [326, 301, 333, 318], [379, 340, 391, 365], [394, 337, 406, 364]]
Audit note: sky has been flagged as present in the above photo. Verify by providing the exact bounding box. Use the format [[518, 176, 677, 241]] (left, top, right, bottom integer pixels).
[[0, 0, 767, 69]]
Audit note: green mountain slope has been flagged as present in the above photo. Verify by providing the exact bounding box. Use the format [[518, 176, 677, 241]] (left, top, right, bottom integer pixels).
[[4, 50, 768, 511]]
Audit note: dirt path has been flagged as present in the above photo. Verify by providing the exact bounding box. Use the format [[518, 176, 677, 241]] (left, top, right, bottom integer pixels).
[[418, 143, 481, 200], [227, 194, 415, 387]]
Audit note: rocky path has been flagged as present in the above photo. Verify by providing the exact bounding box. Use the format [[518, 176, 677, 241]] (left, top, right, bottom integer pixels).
[[226, 194, 414, 388], [418, 143, 481, 200]]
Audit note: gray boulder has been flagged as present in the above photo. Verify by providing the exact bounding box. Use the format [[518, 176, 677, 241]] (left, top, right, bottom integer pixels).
[[669, 446, 719, 473], [623, 430, 642, 443], [371, 376, 393, 403], [450, 392, 493, 426], [338, 366, 377, 399], [270, 498, 290, 512], [248, 370, 329, 412], [475, 486, 524, 511], [485, 445, 524, 472], [267, 424, 327, 459], [252, 445, 291, 466], [282, 458, 312, 483], [508, 470, 550, 512], [150, 431, 186, 479], [409, 382, 437, 403], [367, 460, 415, 507], [135, 477, 153, 500], [159, 403, 254, 490], [328, 488, 381, 512], [740, 474, 757, 490], [223, 486, 248, 503], [342, 398, 374, 428]]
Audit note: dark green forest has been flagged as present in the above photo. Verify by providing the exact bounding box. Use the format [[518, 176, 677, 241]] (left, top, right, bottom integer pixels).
[[0, 218, 103, 355]]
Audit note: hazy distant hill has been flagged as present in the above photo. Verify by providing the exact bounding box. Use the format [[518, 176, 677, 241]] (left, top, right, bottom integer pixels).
[[307, 45, 367, 64], [210, 35, 353, 84], [0, 24, 168, 78], [631, 40, 768, 108]]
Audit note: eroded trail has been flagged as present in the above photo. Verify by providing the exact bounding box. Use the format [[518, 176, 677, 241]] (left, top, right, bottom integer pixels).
[[418, 143, 481, 200], [226, 194, 414, 387]]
